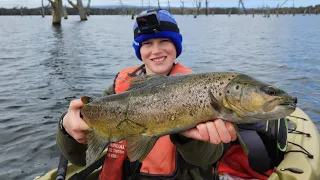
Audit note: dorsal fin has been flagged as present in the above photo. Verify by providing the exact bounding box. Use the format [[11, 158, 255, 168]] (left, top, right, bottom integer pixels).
[[130, 76, 146, 86], [128, 75, 166, 91]]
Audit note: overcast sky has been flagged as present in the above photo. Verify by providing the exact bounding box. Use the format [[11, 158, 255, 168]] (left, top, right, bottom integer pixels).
[[0, 0, 318, 8]]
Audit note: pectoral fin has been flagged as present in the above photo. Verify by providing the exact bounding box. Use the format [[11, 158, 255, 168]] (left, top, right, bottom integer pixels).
[[86, 129, 110, 166], [234, 125, 249, 155], [126, 136, 159, 162]]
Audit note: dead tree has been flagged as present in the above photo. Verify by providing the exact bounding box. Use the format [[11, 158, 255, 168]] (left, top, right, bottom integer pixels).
[[41, 0, 45, 17], [266, 7, 270, 18], [86, 0, 91, 16], [20, 7, 24, 16], [238, 0, 247, 15], [180, 0, 184, 15], [158, 0, 161, 9], [303, 8, 307, 16], [292, 2, 295, 16], [48, 0, 63, 25], [68, 0, 87, 21], [263, 5, 270, 18], [279, 0, 289, 8], [131, 10, 135, 19], [228, 9, 232, 17], [142, 0, 144, 8], [63, 5, 68, 19], [205, 0, 208, 16], [309, 8, 312, 15], [195, 0, 201, 16], [119, 0, 125, 15], [276, 4, 280, 17], [167, 0, 171, 13]]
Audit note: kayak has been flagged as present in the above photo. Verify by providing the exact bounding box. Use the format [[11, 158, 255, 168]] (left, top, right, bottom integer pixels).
[[268, 108, 320, 180], [34, 108, 320, 180]]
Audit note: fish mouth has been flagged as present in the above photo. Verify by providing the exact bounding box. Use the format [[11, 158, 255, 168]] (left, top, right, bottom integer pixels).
[[279, 97, 297, 109], [279, 102, 297, 109], [263, 97, 297, 112]]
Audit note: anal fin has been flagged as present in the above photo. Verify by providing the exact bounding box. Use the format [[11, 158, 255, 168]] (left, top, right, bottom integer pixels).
[[86, 129, 110, 166], [126, 136, 159, 162]]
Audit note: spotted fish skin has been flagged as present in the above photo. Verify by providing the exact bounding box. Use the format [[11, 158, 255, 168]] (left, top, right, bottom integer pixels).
[[80, 72, 297, 165]]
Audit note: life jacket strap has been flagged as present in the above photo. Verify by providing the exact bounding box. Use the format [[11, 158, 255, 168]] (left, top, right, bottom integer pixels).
[[239, 130, 271, 173], [69, 154, 107, 180]]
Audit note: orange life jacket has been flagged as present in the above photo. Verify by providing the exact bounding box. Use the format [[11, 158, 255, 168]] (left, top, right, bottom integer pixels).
[[99, 63, 192, 180]]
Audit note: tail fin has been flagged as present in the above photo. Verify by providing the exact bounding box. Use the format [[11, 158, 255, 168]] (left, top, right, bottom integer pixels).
[[81, 96, 93, 104]]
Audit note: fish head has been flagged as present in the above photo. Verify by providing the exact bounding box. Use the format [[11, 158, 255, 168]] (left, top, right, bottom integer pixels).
[[223, 74, 297, 123]]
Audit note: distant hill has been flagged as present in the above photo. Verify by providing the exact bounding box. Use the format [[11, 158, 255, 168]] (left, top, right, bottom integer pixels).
[[91, 5, 141, 9], [90, 5, 175, 9]]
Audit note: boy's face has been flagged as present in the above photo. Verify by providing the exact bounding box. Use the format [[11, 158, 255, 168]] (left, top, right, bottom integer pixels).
[[140, 38, 177, 75]]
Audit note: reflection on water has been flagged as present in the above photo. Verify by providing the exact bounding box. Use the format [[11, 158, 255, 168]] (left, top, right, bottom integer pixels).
[[0, 15, 319, 179]]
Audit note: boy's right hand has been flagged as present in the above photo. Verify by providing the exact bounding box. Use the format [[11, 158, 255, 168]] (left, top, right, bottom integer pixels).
[[63, 99, 90, 144]]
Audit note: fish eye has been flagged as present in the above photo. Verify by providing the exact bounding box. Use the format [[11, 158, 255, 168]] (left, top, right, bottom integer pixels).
[[261, 86, 277, 96], [267, 87, 277, 95]]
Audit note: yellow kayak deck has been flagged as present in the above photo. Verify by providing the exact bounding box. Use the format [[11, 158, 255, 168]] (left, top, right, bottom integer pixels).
[[35, 108, 320, 180], [269, 108, 320, 180]]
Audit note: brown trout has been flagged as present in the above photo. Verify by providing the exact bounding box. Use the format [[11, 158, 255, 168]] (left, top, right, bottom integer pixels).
[[80, 72, 297, 165]]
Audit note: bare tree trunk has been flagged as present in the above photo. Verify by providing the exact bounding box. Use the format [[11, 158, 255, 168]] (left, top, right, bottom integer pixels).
[[63, 5, 68, 19], [49, 0, 63, 25], [238, 0, 247, 15], [87, 0, 91, 16], [238, 2, 240, 15], [180, 0, 184, 15], [119, 0, 124, 15], [68, 0, 87, 21], [275, 4, 279, 17], [158, 0, 160, 9], [20, 7, 24, 16], [309, 8, 311, 15], [205, 0, 208, 16], [195, 0, 201, 16], [303, 8, 307, 16], [131, 7, 136, 19], [41, 0, 45, 17], [292, 3, 295, 16], [168, 0, 171, 13]]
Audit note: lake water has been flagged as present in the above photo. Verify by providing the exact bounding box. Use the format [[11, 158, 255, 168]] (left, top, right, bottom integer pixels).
[[0, 14, 319, 179]]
